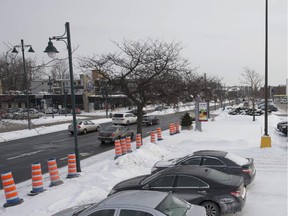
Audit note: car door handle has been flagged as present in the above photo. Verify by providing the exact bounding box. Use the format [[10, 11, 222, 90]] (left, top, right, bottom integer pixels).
[[198, 190, 206, 194]]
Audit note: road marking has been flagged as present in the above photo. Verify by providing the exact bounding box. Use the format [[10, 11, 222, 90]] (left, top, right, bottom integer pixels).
[[7, 150, 45, 160]]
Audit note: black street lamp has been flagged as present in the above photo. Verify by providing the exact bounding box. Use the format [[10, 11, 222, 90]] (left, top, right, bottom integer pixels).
[[44, 22, 81, 172], [12, 39, 35, 130], [261, 0, 271, 148]]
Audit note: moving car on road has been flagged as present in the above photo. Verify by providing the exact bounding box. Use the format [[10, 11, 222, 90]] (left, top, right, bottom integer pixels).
[[112, 113, 137, 125], [68, 120, 100, 135], [52, 190, 207, 216], [151, 150, 256, 186], [109, 166, 246, 216], [98, 125, 134, 144], [142, 115, 160, 125]]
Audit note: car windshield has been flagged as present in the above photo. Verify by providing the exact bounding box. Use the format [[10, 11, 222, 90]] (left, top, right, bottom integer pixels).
[[225, 152, 249, 166], [156, 193, 190, 216], [113, 114, 123, 117], [103, 127, 118, 132], [206, 168, 231, 184]]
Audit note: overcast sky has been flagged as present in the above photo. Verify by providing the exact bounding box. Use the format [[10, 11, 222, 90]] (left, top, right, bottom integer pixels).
[[0, 0, 286, 86]]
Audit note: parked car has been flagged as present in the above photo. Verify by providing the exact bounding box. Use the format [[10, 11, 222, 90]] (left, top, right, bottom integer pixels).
[[52, 190, 206, 216], [20, 109, 43, 119], [68, 120, 100, 135], [151, 150, 256, 186], [276, 121, 287, 135], [112, 113, 137, 125], [98, 125, 134, 144], [58, 107, 71, 114], [109, 166, 246, 216], [44, 107, 58, 114], [142, 115, 160, 125]]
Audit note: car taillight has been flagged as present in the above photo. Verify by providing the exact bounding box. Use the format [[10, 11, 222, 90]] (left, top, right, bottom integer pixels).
[[111, 134, 115, 137], [77, 125, 81, 129], [231, 190, 241, 197], [242, 168, 252, 174]]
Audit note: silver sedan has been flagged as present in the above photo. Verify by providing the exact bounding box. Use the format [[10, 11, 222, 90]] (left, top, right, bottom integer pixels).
[[51, 190, 206, 216], [68, 120, 100, 135]]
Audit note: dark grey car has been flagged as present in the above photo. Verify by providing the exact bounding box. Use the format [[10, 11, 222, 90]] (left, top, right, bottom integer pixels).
[[151, 150, 256, 186], [98, 125, 134, 144], [109, 166, 246, 216]]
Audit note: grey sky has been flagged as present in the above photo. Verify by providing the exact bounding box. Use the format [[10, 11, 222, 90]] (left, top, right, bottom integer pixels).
[[1, 0, 286, 86]]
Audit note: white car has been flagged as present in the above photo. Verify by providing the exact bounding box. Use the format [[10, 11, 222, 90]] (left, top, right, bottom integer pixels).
[[112, 113, 137, 125]]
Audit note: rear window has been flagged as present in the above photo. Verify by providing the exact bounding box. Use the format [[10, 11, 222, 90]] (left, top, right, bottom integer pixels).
[[206, 168, 231, 184], [113, 114, 123, 118], [225, 153, 249, 166]]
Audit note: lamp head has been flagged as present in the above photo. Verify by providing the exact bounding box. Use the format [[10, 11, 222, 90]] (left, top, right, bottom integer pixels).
[[28, 46, 35, 53], [11, 47, 18, 54], [44, 40, 59, 58]]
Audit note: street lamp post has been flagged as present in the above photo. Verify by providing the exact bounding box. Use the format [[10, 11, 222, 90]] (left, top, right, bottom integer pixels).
[[261, 0, 271, 148], [48, 76, 54, 118], [12, 39, 35, 130], [44, 22, 81, 172]]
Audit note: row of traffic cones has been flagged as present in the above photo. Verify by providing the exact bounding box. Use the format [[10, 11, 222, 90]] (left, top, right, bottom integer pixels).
[[169, 122, 180, 135], [114, 127, 167, 159], [1, 153, 78, 207]]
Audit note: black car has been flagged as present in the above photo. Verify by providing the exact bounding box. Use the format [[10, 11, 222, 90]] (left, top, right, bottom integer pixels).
[[151, 150, 256, 186], [142, 115, 160, 125], [276, 121, 287, 135], [109, 166, 246, 216]]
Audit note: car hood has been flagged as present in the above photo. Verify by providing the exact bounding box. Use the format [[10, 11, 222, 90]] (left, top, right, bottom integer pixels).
[[112, 175, 149, 191], [51, 203, 94, 216]]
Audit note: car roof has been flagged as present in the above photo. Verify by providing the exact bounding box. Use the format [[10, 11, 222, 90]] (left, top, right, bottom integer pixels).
[[98, 190, 167, 208], [157, 166, 212, 178], [193, 150, 227, 157]]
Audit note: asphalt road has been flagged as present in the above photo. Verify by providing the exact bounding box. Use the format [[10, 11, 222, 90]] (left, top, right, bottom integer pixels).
[[0, 112, 186, 188]]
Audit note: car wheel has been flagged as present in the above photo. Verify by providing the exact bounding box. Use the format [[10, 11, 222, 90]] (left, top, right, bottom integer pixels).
[[101, 140, 105, 144], [83, 129, 87, 134], [126, 121, 130, 126], [201, 201, 219, 216], [96, 126, 100, 132]]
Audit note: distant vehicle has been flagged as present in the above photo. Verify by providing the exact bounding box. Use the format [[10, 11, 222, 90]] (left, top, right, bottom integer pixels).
[[142, 115, 160, 125], [51, 190, 207, 216], [126, 109, 147, 115], [68, 120, 100, 135], [109, 166, 246, 216], [112, 113, 137, 125], [276, 121, 287, 135], [58, 107, 71, 114], [154, 105, 169, 111], [98, 125, 134, 144], [20, 109, 43, 119], [151, 150, 256, 186], [44, 107, 58, 114]]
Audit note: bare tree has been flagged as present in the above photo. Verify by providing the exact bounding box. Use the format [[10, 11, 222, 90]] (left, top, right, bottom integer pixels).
[[240, 66, 263, 121], [50, 60, 69, 79], [80, 38, 190, 134]]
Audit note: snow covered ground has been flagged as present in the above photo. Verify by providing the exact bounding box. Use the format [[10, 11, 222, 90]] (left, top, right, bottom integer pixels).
[[0, 107, 287, 216]]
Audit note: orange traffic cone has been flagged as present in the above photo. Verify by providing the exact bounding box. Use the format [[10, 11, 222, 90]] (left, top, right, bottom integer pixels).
[[121, 138, 127, 155], [67, 153, 80, 178], [28, 162, 45, 196], [156, 127, 163, 141], [175, 122, 180, 133], [1, 171, 23, 207], [126, 137, 132, 153], [114, 139, 122, 159], [47, 158, 63, 187], [169, 123, 175, 135], [150, 131, 156, 143], [136, 133, 142, 149]]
